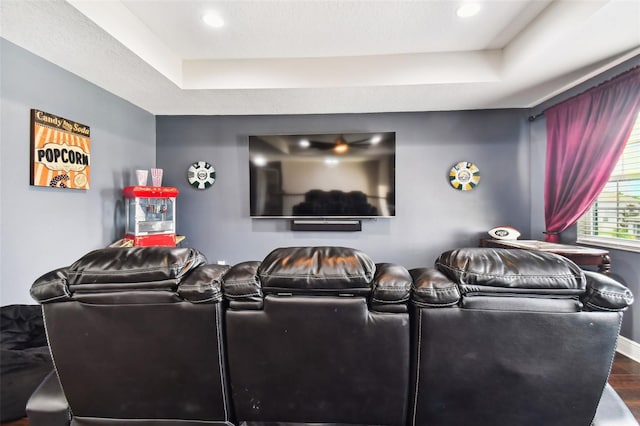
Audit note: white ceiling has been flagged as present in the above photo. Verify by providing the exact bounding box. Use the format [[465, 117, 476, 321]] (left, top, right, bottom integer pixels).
[[1, 0, 639, 115]]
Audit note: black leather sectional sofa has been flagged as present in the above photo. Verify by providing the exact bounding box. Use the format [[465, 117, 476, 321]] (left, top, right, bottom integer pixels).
[[26, 246, 638, 425]]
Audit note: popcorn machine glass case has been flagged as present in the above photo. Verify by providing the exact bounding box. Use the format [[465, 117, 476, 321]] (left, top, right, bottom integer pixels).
[[123, 186, 179, 246]]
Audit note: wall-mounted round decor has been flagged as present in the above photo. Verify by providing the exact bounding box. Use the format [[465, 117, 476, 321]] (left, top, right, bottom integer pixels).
[[187, 161, 216, 189], [449, 161, 480, 191]]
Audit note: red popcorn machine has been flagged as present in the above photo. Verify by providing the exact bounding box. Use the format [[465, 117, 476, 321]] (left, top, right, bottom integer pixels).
[[122, 186, 179, 246]]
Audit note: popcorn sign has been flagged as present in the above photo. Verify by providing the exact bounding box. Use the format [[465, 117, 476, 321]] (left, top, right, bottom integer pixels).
[[30, 109, 91, 189]]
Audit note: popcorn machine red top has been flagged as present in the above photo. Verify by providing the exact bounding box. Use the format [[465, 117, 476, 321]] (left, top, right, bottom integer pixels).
[[122, 186, 179, 246]]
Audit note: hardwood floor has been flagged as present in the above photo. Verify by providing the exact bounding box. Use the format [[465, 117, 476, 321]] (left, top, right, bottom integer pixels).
[[609, 352, 640, 420], [1, 419, 27, 426], [3, 352, 640, 425]]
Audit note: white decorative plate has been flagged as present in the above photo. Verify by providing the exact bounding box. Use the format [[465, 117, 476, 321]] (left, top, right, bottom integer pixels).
[[449, 161, 480, 191], [187, 161, 216, 189]]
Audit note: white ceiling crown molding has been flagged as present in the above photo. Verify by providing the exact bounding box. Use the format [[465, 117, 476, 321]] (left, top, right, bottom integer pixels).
[[182, 51, 502, 90], [1, 0, 639, 115]]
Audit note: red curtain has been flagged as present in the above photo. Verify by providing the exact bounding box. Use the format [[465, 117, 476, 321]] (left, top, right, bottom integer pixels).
[[544, 67, 640, 242]]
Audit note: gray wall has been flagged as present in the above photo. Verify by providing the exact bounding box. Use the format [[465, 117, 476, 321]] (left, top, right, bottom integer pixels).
[[0, 39, 156, 304], [4, 35, 638, 342], [156, 110, 531, 269]]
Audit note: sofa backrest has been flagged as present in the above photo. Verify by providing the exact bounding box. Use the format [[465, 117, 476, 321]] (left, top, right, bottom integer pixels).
[[222, 246, 411, 426], [30, 247, 232, 425], [408, 248, 632, 426], [27, 245, 635, 426]]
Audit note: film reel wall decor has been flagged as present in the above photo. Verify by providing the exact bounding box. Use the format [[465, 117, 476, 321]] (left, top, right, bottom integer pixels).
[[449, 161, 480, 191]]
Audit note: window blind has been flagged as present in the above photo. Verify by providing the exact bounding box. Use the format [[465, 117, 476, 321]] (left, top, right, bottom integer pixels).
[[577, 112, 640, 250]]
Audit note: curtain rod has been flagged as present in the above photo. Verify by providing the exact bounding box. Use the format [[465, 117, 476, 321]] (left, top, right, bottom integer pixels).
[[526, 65, 639, 124], [528, 112, 544, 122]]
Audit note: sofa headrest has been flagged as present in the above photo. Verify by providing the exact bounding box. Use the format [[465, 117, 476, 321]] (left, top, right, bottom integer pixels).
[[435, 248, 586, 296], [67, 247, 206, 289], [30, 247, 216, 303], [258, 246, 375, 295]]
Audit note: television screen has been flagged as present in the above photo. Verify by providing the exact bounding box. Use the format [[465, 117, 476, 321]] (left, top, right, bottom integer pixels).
[[249, 132, 395, 218]]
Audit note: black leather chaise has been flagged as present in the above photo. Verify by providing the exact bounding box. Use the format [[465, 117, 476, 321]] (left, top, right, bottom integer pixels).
[[27, 247, 232, 426], [222, 246, 412, 425]]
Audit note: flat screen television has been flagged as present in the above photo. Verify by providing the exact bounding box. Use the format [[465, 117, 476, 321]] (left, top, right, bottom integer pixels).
[[249, 132, 395, 218]]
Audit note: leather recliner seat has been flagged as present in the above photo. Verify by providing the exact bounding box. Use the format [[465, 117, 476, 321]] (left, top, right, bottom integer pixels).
[[27, 247, 233, 426], [408, 248, 635, 426], [221, 246, 412, 426]]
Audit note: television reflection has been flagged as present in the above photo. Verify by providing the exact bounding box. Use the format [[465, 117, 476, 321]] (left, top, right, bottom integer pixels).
[[249, 132, 396, 217]]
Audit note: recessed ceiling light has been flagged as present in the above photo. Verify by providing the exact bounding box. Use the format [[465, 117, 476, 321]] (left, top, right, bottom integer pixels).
[[202, 12, 224, 28], [370, 135, 382, 145], [456, 3, 481, 18], [299, 139, 310, 148]]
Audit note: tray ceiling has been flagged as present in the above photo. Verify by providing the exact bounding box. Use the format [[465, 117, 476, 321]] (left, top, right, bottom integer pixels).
[[1, 0, 639, 115]]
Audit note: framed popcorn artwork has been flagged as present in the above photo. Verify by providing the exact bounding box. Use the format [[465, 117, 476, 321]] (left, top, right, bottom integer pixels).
[[30, 109, 91, 190]]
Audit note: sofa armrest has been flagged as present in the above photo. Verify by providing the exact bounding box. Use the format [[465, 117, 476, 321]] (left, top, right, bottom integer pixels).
[[370, 263, 411, 312], [581, 271, 634, 312], [222, 261, 263, 308], [409, 267, 461, 307], [30, 268, 71, 304], [592, 384, 639, 426], [26, 371, 70, 426], [177, 264, 229, 303]]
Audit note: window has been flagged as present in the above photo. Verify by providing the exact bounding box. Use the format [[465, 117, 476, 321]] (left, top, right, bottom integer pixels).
[[578, 112, 640, 251]]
